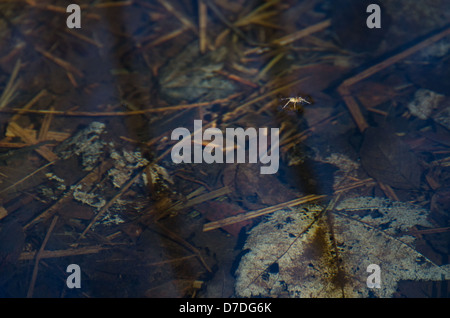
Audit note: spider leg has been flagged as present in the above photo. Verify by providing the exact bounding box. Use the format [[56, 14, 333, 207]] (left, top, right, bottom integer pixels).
[[301, 97, 311, 104], [282, 100, 290, 108]]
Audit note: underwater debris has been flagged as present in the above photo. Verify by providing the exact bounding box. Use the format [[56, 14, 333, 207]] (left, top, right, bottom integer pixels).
[[360, 126, 422, 190], [159, 40, 237, 103], [108, 149, 149, 188], [405, 88, 450, 131], [55, 121, 106, 171], [50, 122, 160, 227], [234, 197, 450, 298], [147, 163, 174, 187], [407, 88, 445, 120], [315, 152, 361, 189], [72, 184, 106, 210]]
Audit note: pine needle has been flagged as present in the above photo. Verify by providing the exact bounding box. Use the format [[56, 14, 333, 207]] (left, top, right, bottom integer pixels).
[[0, 58, 21, 109]]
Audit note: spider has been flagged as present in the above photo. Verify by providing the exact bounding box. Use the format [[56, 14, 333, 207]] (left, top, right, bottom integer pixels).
[[281, 96, 311, 110]]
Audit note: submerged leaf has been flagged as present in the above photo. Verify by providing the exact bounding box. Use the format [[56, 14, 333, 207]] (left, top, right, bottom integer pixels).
[[159, 41, 237, 102], [360, 127, 422, 189], [235, 197, 450, 298], [196, 201, 249, 236]]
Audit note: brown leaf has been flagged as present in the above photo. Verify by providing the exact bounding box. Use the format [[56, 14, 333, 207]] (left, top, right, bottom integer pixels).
[[223, 163, 297, 210], [360, 126, 422, 189], [354, 81, 397, 109], [430, 187, 450, 224], [196, 201, 250, 236]]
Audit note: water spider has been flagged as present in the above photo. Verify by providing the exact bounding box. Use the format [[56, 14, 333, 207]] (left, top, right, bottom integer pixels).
[[281, 96, 311, 110]]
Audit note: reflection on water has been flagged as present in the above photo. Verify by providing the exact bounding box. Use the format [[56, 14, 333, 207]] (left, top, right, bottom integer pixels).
[[0, 0, 449, 298]]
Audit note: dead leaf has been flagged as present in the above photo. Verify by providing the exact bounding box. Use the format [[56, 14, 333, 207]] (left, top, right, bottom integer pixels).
[[354, 81, 397, 109], [360, 126, 422, 189], [196, 201, 249, 236], [235, 197, 450, 298], [158, 40, 237, 103], [223, 163, 297, 210]]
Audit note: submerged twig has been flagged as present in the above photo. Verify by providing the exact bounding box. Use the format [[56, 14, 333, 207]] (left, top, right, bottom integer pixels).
[[0, 160, 56, 196], [342, 25, 450, 88], [38, 107, 54, 141], [0, 58, 21, 109], [223, 77, 310, 122], [35, 46, 83, 78], [338, 24, 450, 132], [0, 93, 242, 116], [199, 0, 208, 54], [152, 221, 212, 273], [24, 162, 112, 230], [203, 194, 326, 232], [6, 122, 58, 162], [144, 25, 189, 48], [27, 215, 59, 298], [245, 19, 331, 55], [19, 245, 113, 261], [157, 0, 197, 33], [10, 89, 47, 122], [92, 1, 132, 8], [78, 166, 147, 239]]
